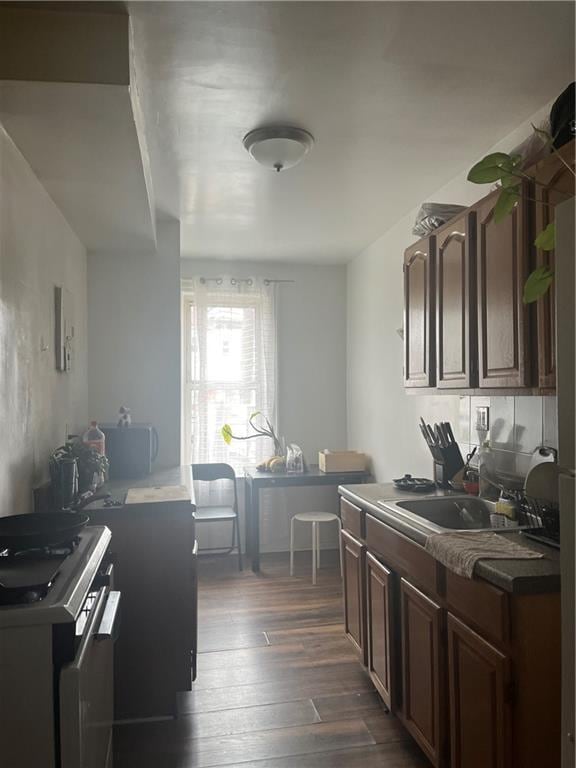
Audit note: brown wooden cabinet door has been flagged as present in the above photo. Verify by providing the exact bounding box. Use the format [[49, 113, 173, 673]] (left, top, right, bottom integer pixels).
[[341, 528, 367, 664], [436, 212, 477, 388], [534, 140, 575, 389], [475, 186, 531, 388], [447, 613, 512, 768], [400, 578, 444, 767], [366, 552, 396, 710], [404, 237, 436, 387]]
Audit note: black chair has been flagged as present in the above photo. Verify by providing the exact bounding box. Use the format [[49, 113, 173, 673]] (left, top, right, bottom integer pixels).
[[191, 463, 242, 570]]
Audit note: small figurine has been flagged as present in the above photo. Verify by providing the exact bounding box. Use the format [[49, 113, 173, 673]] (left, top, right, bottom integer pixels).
[[117, 405, 132, 427]]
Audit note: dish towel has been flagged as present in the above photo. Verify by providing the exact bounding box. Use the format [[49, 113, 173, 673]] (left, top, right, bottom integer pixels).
[[425, 532, 544, 579]]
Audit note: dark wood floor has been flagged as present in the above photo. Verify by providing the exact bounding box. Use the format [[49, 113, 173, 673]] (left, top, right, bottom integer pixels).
[[114, 551, 430, 767]]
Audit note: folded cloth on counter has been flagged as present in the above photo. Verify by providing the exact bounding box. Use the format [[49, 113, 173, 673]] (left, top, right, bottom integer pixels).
[[425, 532, 544, 579]]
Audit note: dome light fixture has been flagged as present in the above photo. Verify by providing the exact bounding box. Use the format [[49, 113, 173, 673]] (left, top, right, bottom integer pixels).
[[243, 126, 314, 172]]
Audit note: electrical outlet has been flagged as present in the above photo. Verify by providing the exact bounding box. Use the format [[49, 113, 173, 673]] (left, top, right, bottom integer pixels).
[[476, 406, 489, 432]]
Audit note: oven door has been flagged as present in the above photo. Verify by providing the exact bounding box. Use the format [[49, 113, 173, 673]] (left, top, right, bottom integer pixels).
[[59, 587, 121, 768]]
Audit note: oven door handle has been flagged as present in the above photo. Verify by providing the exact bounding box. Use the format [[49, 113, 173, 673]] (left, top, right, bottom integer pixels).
[[95, 590, 121, 641]]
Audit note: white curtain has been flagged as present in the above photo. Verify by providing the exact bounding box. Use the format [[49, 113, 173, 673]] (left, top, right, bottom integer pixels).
[[182, 276, 277, 474]]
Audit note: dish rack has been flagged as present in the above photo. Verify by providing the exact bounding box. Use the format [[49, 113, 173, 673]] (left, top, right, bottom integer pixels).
[[518, 495, 560, 547]]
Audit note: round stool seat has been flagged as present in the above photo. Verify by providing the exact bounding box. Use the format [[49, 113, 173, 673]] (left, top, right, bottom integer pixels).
[[289, 512, 343, 585], [293, 511, 339, 524]]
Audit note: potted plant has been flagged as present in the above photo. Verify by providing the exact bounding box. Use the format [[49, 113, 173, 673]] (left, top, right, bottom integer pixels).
[[221, 412, 286, 472], [56, 438, 109, 494]]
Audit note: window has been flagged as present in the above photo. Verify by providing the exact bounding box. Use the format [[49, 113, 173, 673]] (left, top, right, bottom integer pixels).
[[182, 278, 277, 471]]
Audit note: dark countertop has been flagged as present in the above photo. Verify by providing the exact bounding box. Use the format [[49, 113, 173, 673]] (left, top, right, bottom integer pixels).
[[85, 466, 195, 512], [340, 483, 560, 595]]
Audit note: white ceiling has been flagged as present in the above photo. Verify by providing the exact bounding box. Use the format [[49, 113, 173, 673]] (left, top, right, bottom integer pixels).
[[130, 1, 575, 264]]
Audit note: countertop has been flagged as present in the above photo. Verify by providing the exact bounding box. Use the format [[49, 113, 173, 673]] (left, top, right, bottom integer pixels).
[[84, 466, 195, 513], [340, 483, 560, 595]]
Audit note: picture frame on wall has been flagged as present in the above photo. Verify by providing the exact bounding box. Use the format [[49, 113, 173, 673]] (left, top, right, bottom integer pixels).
[[54, 285, 74, 372]]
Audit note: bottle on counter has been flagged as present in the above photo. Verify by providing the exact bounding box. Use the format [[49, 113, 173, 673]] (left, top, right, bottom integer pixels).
[[82, 421, 106, 490], [83, 421, 106, 456]]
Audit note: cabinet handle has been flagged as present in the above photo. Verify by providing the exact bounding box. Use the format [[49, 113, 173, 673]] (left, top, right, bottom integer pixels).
[[440, 231, 466, 248]]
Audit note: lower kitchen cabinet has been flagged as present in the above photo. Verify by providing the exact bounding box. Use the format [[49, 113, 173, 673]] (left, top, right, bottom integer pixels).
[[366, 552, 395, 710], [339, 495, 560, 768], [447, 613, 512, 768], [341, 528, 367, 663], [400, 578, 445, 767]]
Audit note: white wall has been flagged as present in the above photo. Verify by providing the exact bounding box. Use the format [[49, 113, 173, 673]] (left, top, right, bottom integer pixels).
[[181, 259, 347, 553], [0, 124, 88, 516], [347, 105, 554, 482], [87, 219, 181, 467]]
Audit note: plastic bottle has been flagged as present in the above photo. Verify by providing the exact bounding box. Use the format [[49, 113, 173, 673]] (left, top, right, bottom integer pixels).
[[83, 421, 106, 456], [478, 440, 498, 500]]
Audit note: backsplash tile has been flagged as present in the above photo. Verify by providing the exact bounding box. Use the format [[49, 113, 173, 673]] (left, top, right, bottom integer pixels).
[[454, 395, 558, 486], [489, 396, 515, 450], [543, 396, 559, 449], [469, 395, 490, 444], [457, 396, 471, 444], [514, 396, 543, 453]]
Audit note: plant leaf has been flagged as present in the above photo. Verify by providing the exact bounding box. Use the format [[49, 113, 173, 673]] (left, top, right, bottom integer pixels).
[[249, 411, 261, 420], [221, 424, 233, 444], [493, 185, 520, 223], [523, 266, 554, 304], [468, 152, 514, 184], [534, 221, 555, 251]]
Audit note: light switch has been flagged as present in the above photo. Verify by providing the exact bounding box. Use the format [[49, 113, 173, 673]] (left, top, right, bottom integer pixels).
[[476, 406, 489, 431]]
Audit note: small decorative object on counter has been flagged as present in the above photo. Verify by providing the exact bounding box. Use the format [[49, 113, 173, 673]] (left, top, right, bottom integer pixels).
[[286, 444, 305, 474], [117, 405, 132, 427]]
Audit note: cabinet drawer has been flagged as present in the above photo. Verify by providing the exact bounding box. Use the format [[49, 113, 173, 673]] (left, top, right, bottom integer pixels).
[[445, 569, 509, 647], [366, 515, 439, 597], [340, 498, 364, 538]]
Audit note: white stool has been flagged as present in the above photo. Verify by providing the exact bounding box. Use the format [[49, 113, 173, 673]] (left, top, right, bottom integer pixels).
[[289, 512, 343, 585]]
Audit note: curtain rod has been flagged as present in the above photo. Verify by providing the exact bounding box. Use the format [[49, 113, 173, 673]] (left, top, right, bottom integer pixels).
[[199, 277, 295, 286]]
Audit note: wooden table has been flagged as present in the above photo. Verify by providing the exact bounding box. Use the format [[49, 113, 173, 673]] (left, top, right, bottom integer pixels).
[[244, 465, 370, 572]]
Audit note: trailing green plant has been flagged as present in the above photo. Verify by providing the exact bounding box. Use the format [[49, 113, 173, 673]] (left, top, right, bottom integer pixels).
[[221, 412, 283, 456], [467, 126, 575, 303]]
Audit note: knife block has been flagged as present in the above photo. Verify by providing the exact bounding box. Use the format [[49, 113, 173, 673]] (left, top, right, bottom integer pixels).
[[431, 443, 465, 488]]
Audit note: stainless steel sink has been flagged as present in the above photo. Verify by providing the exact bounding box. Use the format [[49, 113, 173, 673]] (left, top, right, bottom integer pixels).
[[395, 497, 494, 529], [375, 496, 530, 540]]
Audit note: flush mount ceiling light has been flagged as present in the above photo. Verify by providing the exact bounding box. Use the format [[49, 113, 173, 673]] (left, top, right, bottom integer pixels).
[[242, 126, 314, 172]]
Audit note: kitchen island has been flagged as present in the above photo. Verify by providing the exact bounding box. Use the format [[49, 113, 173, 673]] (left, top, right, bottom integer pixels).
[[338, 482, 561, 768], [85, 466, 197, 719]]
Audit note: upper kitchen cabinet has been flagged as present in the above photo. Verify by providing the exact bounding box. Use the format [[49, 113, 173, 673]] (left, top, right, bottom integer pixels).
[[435, 212, 478, 389], [404, 237, 436, 388], [533, 140, 575, 390], [475, 184, 532, 389]]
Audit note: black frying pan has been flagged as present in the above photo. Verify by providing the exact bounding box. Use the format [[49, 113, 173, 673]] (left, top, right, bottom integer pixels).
[[0, 512, 89, 551]]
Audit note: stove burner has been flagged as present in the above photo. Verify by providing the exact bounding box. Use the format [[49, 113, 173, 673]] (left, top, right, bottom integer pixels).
[[0, 536, 81, 606], [1, 535, 80, 561]]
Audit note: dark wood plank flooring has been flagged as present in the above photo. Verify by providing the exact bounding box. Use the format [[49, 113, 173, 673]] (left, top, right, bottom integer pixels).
[[114, 551, 430, 767]]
